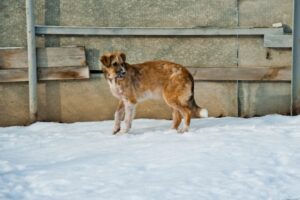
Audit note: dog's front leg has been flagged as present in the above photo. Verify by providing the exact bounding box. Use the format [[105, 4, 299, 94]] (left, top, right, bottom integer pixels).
[[121, 100, 136, 133], [113, 101, 125, 134]]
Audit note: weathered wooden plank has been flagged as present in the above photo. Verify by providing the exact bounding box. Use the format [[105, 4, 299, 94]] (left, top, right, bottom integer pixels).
[[0, 66, 89, 82], [187, 67, 291, 81], [1, 66, 289, 82], [0, 48, 27, 69], [0, 47, 86, 69], [38, 47, 86, 68], [264, 35, 292, 48], [0, 68, 28, 82], [35, 25, 284, 36], [39, 66, 89, 81]]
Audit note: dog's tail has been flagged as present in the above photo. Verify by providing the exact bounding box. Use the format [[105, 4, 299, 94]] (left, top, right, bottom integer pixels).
[[188, 92, 208, 118], [187, 72, 208, 118], [191, 99, 208, 118]]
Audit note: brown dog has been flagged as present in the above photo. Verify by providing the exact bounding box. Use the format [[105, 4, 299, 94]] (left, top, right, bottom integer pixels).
[[100, 52, 208, 134]]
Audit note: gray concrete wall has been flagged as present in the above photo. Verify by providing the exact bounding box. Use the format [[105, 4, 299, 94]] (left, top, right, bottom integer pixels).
[[0, 0, 292, 126], [238, 0, 292, 117]]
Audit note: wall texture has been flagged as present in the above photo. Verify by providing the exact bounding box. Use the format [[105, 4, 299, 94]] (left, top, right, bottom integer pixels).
[[0, 0, 292, 126]]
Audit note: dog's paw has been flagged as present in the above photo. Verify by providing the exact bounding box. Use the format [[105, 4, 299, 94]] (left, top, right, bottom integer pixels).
[[165, 128, 178, 134], [119, 128, 130, 134], [177, 127, 189, 134], [112, 127, 121, 135]]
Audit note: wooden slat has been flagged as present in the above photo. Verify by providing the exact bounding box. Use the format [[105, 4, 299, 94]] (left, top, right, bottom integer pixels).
[[0, 68, 28, 82], [187, 67, 291, 81], [37, 47, 86, 68], [264, 35, 292, 48], [0, 47, 86, 69], [39, 66, 89, 81], [0, 66, 89, 82], [0, 48, 27, 69]]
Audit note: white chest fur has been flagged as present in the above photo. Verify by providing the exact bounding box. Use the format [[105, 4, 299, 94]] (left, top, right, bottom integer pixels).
[[107, 79, 123, 99], [137, 89, 162, 102]]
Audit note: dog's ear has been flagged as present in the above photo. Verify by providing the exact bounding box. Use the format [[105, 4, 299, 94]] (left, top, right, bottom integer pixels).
[[100, 54, 112, 66], [119, 52, 126, 63]]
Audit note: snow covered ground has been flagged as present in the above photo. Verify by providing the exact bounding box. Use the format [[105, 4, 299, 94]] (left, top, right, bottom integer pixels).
[[0, 115, 300, 200]]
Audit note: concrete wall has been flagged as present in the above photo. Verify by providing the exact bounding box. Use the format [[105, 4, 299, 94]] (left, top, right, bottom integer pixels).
[[0, 0, 292, 126]]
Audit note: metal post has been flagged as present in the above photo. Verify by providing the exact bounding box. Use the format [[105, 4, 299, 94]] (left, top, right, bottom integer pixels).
[[35, 26, 283, 36], [26, 0, 38, 122], [292, 0, 300, 115]]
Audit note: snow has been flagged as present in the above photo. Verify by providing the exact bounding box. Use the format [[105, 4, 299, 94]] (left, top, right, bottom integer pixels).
[[0, 115, 300, 200]]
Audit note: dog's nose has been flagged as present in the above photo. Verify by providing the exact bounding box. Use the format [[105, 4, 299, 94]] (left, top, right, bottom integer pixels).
[[117, 69, 126, 75]]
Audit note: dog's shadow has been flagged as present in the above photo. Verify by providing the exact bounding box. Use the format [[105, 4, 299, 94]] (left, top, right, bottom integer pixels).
[[129, 124, 173, 135], [127, 118, 219, 135]]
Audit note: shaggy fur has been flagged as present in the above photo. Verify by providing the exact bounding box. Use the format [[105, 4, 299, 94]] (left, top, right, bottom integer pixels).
[[100, 52, 208, 134]]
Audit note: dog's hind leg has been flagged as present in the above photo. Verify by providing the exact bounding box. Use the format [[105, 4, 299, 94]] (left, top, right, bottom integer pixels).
[[171, 109, 182, 130], [113, 101, 125, 134], [176, 106, 192, 133], [163, 95, 191, 133], [163, 87, 192, 133]]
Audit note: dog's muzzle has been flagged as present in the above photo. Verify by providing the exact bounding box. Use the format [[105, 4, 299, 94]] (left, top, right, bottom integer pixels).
[[117, 67, 126, 79]]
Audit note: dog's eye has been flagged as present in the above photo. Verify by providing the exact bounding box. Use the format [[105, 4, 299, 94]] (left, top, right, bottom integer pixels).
[[112, 62, 118, 67]]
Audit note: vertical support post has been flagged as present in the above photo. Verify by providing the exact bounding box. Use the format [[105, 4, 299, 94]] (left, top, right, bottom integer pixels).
[[292, 0, 300, 114], [26, 0, 38, 122]]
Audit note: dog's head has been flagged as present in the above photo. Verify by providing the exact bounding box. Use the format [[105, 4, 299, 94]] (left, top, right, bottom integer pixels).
[[100, 52, 127, 80]]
